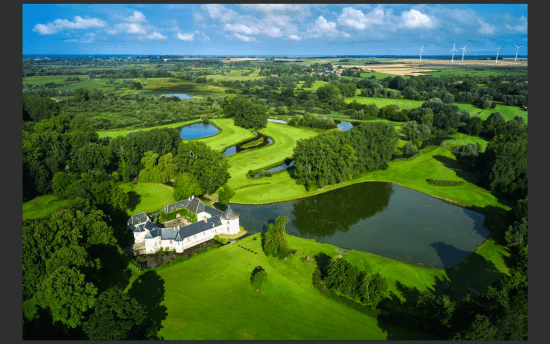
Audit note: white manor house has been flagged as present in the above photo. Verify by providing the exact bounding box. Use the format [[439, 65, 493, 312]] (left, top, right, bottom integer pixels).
[[127, 196, 240, 254]]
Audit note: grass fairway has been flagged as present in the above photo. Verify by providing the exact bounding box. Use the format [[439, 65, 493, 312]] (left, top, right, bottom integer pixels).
[[146, 233, 439, 340], [120, 182, 175, 215], [194, 118, 256, 152], [206, 68, 264, 81], [97, 119, 200, 139], [230, 131, 510, 214], [23, 194, 68, 220], [227, 122, 319, 202], [348, 95, 426, 109]]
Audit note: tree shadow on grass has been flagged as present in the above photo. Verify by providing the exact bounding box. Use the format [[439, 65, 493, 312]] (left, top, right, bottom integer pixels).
[[376, 241, 507, 340], [127, 191, 141, 212], [128, 270, 167, 340]]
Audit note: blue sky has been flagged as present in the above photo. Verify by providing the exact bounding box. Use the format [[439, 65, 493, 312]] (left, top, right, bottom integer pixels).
[[23, 4, 528, 56]]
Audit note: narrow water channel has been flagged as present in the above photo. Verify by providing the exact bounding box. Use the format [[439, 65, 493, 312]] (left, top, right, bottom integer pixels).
[[224, 131, 274, 157]]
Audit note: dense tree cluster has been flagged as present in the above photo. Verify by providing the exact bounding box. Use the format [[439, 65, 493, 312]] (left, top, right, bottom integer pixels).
[[138, 152, 178, 183], [287, 113, 337, 129], [223, 95, 269, 129], [23, 93, 60, 121], [175, 140, 230, 195], [293, 122, 398, 188]]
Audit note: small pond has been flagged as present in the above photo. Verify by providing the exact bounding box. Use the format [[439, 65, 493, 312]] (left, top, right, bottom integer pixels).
[[164, 93, 194, 99], [224, 132, 273, 157], [180, 123, 220, 139], [230, 182, 489, 268], [334, 120, 357, 131], [254, 160, 294, 177]]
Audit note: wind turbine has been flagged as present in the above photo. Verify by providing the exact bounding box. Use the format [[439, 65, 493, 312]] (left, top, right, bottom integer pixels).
[[451, 43, 458, 64], [461, 45, 467, 61], [515, 45, 522, 62], [419, 45, 424, 62], [495, 47, 500, 64]]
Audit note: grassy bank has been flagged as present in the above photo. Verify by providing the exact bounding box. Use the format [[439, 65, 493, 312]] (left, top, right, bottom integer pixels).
[[230, 132, 509, 214], [226, 122, 319, 197], [195, 118, 256, 152], [121, 231, 509, 339], [23, 194, 68, 220], [97, 119, 201, 139], [142, 233, 439, 340]]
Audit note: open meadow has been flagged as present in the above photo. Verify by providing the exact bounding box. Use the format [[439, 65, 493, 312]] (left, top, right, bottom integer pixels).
[[119, 182, 175, 215], [119, 230, 509, 340], [194, 118, 257, 151]]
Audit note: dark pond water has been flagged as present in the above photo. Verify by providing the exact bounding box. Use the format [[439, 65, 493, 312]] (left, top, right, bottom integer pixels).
[[224, 132, 274, 157], [254, 160, 295, 177], [334, 120, 356, 131], [164, 93, 194, 99], [180, 123, 220, 139], [230, 182, 488, 268]]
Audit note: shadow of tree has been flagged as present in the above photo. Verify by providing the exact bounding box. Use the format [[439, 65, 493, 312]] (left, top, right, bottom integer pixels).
[[376, 241, 507, 340], [128, 270, 168, 340], [23, 306, 87, 340], [127, 191, 141, 212]]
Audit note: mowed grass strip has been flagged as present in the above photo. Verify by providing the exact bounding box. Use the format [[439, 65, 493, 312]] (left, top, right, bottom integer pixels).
[[149, 233, 438, 340], [120, 182, 175, 215], [97, 119, 200, 139], [195, 118, 256, 152], [23, 194, 68, 220], [227, 122, 319, 201]]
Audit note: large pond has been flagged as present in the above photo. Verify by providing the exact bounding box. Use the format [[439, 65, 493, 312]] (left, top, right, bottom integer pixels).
[[164, 93, 194, 99], [224, 132, 273, 157], [180, 123, 220, 139], [230, 182, 488, 268]]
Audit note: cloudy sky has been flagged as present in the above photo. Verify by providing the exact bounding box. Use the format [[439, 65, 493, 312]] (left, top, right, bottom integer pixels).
[[23, 4, 528, 56]]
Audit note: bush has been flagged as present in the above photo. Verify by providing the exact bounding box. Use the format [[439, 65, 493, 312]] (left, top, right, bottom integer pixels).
[[402, 141, 419, 155], [306, 180, 317, 191], [214, 235, 227, 245], [426, 179, 465, 186], [248, 169, 255, 177]]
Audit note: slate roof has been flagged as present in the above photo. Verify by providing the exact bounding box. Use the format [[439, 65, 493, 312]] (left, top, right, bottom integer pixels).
[[178, 216, 223, 239], [144, 220, 156, 231], [133, 223, 145, 233], [221, 206, 239, 220], [128, 212, 148, 225], [204, 205, 223, 217]]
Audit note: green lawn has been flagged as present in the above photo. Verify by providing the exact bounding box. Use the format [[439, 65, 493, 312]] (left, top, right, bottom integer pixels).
[[359, 71, 407, 79], [120, 182, 175, 215], [23, 194, 68, 220], [347, 95, 426, 109], [194, 118, 256, 152], [227, 122, 319, 203], [122, 230, 509, 340], [139, 233, 439, 340], [298, 80, 329, 90], [97, 119, 200, 139], [206, 69, 264, 81]]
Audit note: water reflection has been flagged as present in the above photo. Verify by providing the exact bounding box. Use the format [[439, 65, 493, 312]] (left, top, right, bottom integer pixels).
[[180, 123, 220, 139]]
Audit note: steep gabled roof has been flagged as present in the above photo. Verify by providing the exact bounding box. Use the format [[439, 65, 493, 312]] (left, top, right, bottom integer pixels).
[[128, 212, 148, 225], [204, 205, 223, 217]]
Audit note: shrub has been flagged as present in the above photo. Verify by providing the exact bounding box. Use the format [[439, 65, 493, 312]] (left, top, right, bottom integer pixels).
[[426, 179, 465, 186], [214, 235, 227, 245], [402, 141, 419, 155], [248, 169, 255, 177], [306, 180, 317, 191]]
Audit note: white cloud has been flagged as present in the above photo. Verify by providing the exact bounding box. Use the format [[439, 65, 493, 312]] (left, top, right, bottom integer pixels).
[[449, 8, 478, 24], [478, 19, 497, 35], [233, 33, 255, 42], [506, 15, 527, 33], [63, 32, 95, 43], [239, 4, 310, 16], [223, 23, 259, 35], [399, 9, 436, 29], [194, 13, 205, 22], [114, 23, 147, 34], [337, 6, 388, 31], [33, 16, 106, 35], [147, 31, 167, 40], [177, 32, 194, 41], [289, 34, 301, 40], [308, 15, 349, 38], [124, 10, 146, 23], [202, 4, 237, 22]]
